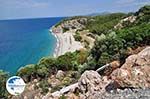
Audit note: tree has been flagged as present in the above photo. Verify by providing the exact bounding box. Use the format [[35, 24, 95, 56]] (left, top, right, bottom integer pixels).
[[0, 70, 9, 98]]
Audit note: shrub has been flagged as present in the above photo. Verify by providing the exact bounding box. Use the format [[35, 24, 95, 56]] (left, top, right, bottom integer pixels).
[[63, 27, 69, 33], [86, 13, 126, 35], [17, 64, 36, 82], [90, 23, 150, 70], [35, 65, 49, 78], [74, 32, 82, 41], [55, 52, 78, 70], [0, 70, 9, 98], [39, 80, 50, 94]]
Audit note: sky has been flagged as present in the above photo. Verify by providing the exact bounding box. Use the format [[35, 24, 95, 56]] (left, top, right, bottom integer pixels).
[[0, 0, 150, 20]]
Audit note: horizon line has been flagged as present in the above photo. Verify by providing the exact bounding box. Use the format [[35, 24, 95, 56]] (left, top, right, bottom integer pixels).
[[0, 11, 130, 21]]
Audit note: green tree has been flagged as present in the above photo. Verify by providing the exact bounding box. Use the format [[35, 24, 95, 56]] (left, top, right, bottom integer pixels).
[[0, 70, 9, 98]]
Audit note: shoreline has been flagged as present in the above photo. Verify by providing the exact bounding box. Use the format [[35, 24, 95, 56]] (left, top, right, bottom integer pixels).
[[49, 26, 84, 58], [49, 28, 60, 57]]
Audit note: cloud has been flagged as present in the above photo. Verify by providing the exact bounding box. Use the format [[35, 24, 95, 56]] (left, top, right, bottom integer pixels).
[[116, 0, 136, 5], [115, 0, 150, 7], [0, 0, 51, 9]]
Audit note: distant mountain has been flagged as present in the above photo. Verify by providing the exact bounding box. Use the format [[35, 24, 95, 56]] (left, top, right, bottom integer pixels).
[[87, 12, 110, 16]]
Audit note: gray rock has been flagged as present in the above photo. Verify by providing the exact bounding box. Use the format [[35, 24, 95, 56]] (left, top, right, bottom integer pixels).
[[78, 70, 111, 98], [56, 70, 65, 80]]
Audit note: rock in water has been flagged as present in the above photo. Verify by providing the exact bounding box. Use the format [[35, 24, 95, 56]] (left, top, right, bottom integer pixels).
[[111, 47, 150, 88]]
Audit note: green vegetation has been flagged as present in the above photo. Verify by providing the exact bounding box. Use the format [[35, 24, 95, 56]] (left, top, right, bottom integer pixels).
[[86, 5, 150, 70], [0, 70, 9, 99], [17, 50, 88, 94], [90, 23, 150, 69], [17, 50, 88, 82], [62, 27, 69, 33], [74, 32, 82, 41], [86, 13, 126, 35], [55, 16, 88, 27], [39, 80, 50, 94], [136, 5, 150, 24]]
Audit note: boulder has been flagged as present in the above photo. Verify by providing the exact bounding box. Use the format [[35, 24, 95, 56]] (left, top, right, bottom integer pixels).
[[111, 47, 150, 88], [56, 70, 65, 80], [48, 75, 61, 87], [78, 70, 111, 98]]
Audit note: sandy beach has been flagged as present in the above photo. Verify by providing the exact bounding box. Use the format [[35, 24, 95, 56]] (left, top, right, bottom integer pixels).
[[50, 29, 84, 57]]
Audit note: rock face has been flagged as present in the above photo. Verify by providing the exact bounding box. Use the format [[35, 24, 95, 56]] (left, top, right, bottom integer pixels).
[[114, 16, 137, 29], [78, 70, 111, 98], [52, 18, 87, 34], [111, 47, 150, 88]]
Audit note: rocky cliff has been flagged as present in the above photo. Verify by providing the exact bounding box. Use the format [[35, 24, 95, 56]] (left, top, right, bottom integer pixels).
[[44, 47, 150, 99], [12, 47, 150, 99]]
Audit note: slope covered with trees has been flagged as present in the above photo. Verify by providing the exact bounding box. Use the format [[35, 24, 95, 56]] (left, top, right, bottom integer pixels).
[[87, 5, 150, 71]]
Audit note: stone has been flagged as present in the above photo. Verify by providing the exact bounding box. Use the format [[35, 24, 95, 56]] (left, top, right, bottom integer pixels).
[[48, 75, 61, 87], [59, 83, 78, 94], [78, 70, 111, 98], [51, 91, 61, 97], [56, 70, 65, 80], [66, 93, 79, 99], [111, 47, 150, 88]]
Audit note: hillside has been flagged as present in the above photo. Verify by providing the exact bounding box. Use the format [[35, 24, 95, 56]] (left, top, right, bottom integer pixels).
[[0, 5, 150, 99]]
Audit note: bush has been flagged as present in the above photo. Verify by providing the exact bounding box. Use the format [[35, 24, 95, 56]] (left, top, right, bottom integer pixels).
[[86, 13, 126, 35], [35, 65, 49, 78], [17, 64, 36, 82], [0, 70, 9, 98], [55, 52, 78, 70], [17, 50, 88, 82], [90, 23, 150, 70], [63, 27, 69, 33], [39, 80, 50, 94], [74, 32, 82, 41]]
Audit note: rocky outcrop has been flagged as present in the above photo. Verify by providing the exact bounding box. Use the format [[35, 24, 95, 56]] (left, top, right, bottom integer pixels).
[[114, 16, 137, 29], [13, 47, 150, 99], [44, 47, 150, 99], [78, 70, 112, 99], [44, 70, 112, 99], [111, 47, 150, 88], [52, 18, 87, 34]]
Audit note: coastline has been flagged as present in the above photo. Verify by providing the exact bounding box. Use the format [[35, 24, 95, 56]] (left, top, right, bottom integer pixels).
[[50, 26, 84, 58], [49, 28, 59, 57]]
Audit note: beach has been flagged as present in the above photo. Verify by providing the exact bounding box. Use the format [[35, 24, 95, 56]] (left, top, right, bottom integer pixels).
[[50, 28, 84, 57]]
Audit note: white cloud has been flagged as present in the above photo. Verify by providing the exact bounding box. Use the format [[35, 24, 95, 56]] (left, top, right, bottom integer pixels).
[[0, 0, 51, 9], [116, 0, 136, 5], [115, 0, 150, 7]]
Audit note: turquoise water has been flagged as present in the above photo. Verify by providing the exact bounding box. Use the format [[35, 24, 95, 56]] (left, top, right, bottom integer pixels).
[[0, 17, 63, 74]]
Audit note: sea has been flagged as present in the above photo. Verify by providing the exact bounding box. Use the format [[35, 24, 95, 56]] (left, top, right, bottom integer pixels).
[[0, 17, 63, 74]]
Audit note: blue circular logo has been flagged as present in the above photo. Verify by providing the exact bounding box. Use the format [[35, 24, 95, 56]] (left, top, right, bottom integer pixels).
[[6, 76, 26, 95]]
